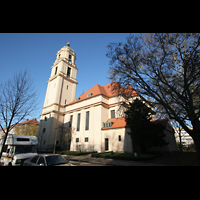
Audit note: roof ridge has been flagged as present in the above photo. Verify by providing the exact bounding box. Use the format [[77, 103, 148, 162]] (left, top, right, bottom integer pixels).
[[81, 84, 102, 98], [96, 84, 107, 96], [67, 81, 138, 106], [18, 118, 39, 125], [0, 118, 39, 131], [67, 84, 103, 105]]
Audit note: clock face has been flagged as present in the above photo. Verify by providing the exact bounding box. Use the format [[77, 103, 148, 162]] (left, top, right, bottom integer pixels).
[[69, 60, 72, 64]]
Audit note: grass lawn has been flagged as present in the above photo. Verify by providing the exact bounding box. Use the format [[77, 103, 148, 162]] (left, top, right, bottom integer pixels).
[[56, 150, 97, 156]]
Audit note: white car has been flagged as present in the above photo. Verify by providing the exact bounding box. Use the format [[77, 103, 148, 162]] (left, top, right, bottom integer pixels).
[[23, 154, 74, 166]]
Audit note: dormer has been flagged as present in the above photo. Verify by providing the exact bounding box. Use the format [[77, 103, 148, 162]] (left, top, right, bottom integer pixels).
[[87, 92, 93, 97]]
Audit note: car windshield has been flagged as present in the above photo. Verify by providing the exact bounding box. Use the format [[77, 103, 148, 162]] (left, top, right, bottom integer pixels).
[[46, 155, 67, 166], [15, 145, 37, 154]]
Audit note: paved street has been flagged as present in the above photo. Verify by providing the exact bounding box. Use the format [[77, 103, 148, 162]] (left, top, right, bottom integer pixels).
[[62, 155, 165, 166], [63, 152, 200, 166], [63, 155, 110, 166], [68, 160, 107, 166], [1, 152, 197, 166]]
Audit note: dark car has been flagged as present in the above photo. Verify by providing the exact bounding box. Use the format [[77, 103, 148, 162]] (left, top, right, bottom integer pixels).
[[23, 154, 74, 166]]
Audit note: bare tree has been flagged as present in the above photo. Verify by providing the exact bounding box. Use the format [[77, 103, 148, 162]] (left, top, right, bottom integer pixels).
[[106, 33, 200, 161], [0, 69, 38, 159]]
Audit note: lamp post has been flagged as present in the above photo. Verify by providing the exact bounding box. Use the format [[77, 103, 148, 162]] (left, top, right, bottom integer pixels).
[[53, 127, 58, 154]]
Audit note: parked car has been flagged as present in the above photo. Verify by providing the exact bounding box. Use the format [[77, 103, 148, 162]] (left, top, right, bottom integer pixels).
[[23, 154, 74, 166]]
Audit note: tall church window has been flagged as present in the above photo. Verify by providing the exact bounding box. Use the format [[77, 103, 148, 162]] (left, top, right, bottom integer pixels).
[[70, 115, 73, 128], [85, 111, 89, 130], [111, 110, 115, 118], [67, 67, 71, 77], [77, 113, 81, 131]]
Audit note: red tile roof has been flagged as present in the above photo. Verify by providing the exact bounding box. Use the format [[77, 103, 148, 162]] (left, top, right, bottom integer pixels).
[[101, 117, 169, 130], [150, 118, 169, 126], [68, 81, 138, 105], [18, 118, 40, 126], [101, 117, 127, 130], [0, 118, 39, 131]]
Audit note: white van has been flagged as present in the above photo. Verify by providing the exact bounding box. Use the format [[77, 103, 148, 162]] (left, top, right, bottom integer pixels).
[[0, 134, 38, 166]]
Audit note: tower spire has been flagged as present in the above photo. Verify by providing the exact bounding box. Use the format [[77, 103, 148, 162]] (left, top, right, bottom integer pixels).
[[67, 41, 70, 46]]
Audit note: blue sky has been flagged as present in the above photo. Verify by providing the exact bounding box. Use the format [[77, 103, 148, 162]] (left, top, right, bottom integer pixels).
[[0, 33, 136, 121]]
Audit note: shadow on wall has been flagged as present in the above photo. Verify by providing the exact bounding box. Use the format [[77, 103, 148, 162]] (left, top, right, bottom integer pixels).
[[37, 117, 72, 153], [75, 144, 96, 152]]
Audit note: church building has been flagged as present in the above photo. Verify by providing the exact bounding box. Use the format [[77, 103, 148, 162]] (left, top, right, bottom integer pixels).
[[37, 43, 178, 153]]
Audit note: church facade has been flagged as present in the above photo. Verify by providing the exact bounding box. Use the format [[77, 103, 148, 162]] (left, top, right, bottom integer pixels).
[[37, 43, 178, 153]]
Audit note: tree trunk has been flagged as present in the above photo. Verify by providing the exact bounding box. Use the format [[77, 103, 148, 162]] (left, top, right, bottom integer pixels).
[[190, 120, 200, 162], [0, 130, 8, 159], [140, 143, 147, 153], [178, 127, 183, 152], [131, 136, 135, 153]]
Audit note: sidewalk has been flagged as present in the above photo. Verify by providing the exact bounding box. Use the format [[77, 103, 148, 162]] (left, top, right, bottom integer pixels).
[[62, 155, 165, 166]]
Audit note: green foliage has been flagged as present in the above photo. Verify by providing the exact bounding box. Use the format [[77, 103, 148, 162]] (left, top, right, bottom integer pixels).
[[124, 98, 167, 152]]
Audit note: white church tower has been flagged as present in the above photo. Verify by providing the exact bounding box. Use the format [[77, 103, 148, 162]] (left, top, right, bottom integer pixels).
[[37, 42, 78, 152]]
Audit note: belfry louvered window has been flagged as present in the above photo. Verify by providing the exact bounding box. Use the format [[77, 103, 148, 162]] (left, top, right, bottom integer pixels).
[[68, 55, 72, 64], [67, 67, 71, 77], [55, 66, 58, 75]]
